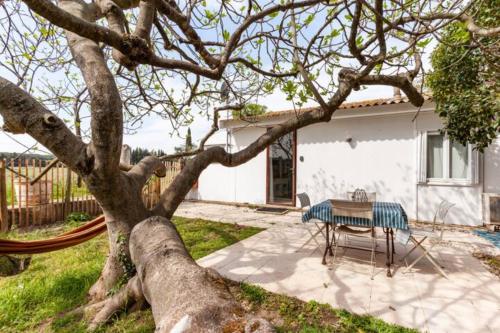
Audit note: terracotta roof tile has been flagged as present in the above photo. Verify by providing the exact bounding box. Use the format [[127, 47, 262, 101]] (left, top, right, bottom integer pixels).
[[221, 95, 432, 126]]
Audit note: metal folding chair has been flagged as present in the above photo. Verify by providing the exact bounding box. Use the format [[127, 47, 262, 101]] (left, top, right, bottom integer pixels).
[[331, 200, 376, 279], [347, 189, 377, 202], [400, 200, 455, 278], [296, 193, 329, 251], [345, 189, 377, 246]]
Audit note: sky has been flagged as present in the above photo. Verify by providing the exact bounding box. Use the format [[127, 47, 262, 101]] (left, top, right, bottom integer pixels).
[[0, 1, 435, 156], [0, 84, 399, 155]]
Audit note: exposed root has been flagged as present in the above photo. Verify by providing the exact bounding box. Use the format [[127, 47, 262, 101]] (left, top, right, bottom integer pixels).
[[129, 216, 276, 332], [87, 276, 145, 331], [0, 255, 31, 276], [88, 276, 108, 302]]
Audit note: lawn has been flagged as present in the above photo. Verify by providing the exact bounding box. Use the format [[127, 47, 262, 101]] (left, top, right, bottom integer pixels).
[[0, 216, 417, 333]]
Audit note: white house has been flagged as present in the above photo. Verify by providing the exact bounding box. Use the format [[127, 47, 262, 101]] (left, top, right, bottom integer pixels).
[[194, 96, 500, 226]]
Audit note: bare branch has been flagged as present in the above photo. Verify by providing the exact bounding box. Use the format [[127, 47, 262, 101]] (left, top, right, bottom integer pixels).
[[0, 77, 90, 173], [128, 156, 166, 186], [357, 75, 424, 106]]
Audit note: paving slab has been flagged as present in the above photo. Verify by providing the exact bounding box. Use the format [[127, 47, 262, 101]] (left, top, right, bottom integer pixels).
[[182, 201, 500, 333]]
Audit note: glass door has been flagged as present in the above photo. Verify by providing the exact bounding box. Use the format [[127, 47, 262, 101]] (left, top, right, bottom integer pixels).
[[267, 131, 296, 205]]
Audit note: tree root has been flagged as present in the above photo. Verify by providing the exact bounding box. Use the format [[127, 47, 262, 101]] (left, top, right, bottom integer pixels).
[[85, 216, 275, 332], [87, 276, 145, 331], [129, 216, 275, 333]]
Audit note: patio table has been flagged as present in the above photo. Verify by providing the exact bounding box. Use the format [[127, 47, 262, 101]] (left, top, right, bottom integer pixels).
[[302, 200, 409, 277]]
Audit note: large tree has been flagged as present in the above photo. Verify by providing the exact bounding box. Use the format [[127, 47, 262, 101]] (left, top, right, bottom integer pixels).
[[0, 0, 497, 331], [428, 0, 499, 151]]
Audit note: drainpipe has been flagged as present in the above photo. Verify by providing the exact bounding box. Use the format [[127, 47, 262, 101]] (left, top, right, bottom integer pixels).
[[481, 151, 485, 226], [413, 107, 419, 223]]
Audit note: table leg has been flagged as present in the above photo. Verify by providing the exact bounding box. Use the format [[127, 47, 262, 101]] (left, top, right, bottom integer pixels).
[[328, 223, 334, 256], [390, 229, 395, 264], [385, 228, 392, 277], [322, 223, 330, 265]]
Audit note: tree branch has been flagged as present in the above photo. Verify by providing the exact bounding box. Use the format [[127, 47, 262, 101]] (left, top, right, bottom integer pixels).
[[160, 104, 242, 161], [127, 156, 166, 187], [357, 75, 424, 106], [155, 74, 355, 217], [155, 0, 219, 68], [135, 0, 155, 41], [0, 77, 90, 173], [60, 0, 123, 175]]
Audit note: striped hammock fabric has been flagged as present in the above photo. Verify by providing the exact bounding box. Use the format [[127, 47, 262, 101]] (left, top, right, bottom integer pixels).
[[0, 215, 106, 255], [302, 200, 409, 230]]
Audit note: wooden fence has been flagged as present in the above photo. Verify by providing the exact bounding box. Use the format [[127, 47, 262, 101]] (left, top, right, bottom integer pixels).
[[0, 159, 182, 232]]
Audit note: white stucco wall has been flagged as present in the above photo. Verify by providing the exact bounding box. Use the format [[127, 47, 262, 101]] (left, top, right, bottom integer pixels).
[[198, 127, 267, 204], [197, 103, 499, 226], [484, 138, 500, 194]]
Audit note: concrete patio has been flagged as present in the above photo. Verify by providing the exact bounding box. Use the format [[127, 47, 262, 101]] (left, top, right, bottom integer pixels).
[[177, 201, 500, 333]]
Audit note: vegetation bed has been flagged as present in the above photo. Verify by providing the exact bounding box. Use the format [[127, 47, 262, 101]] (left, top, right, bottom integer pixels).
[[473, 252, 500, 278]]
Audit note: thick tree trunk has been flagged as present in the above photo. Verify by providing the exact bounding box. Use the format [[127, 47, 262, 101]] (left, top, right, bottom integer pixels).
[[129, 216, 274, 333], [87, 174, 151, 301], [88, 216, 133, 301]]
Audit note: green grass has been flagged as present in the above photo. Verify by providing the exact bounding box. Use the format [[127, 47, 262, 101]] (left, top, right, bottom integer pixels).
[[234, 283, 417, 333], [0, 217, 417, 333], [0, 217, 262, 332]]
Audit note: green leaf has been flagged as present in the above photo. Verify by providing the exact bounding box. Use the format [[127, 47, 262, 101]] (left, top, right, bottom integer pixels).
[[416, 38, 432, 48], [304, 14, 315, 26]]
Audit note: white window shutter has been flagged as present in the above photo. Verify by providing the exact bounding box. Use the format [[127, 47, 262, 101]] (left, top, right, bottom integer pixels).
[[469, 146, 479, 185], [417, 131, 427, 183]]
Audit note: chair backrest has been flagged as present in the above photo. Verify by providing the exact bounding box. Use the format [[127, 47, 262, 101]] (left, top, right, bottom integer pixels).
[[296, 192, 311, 209], [433, 200, 455, 238], [331, 199, 374, 225], [347, 189, 376, 202]]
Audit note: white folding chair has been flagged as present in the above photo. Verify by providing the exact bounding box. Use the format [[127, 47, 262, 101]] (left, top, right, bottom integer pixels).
[[400, 200, 455, 278], [296, 193, 328, 251], [331, 200, 376, 279]]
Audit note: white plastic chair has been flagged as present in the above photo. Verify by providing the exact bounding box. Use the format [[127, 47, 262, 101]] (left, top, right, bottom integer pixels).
[[296, 193, 329, 251], [400, 200, 455, 278]]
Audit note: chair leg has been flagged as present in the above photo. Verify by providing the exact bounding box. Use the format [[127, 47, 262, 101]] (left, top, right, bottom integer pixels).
[[424, 251, 448, 278], [405, 243, 448, 278], [315, 223, 326, 238], [332, 232, 341, 268], [405, 244, 430, 271], [370, 235, 376, 280], [296, 228, 323, 252], [400, 236, 427, 262], [331, 224, 336, 246]]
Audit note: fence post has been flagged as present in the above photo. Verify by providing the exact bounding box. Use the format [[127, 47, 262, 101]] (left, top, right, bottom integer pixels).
[[0, 160, 10, 232]]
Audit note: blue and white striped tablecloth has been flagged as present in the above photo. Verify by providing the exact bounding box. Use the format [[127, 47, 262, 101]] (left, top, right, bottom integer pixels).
[[302, 200, 409, 230]]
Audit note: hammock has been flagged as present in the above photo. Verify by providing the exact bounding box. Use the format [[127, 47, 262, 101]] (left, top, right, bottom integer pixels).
[[0, 215, 107, 255]]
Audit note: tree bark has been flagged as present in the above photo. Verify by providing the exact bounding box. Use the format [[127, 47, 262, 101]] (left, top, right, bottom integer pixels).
[[129, 216, 274, 333], [86, 174, 152, 301], [87, 214, 134, 301]]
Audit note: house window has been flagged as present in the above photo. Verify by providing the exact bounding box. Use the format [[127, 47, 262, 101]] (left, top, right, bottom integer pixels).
[[450, 140, 469, 179], [419, 131, 478, 185], [427, 133, 444, 179]]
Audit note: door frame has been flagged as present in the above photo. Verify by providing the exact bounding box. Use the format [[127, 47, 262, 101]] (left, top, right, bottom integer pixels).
[[266, 130, 297, 206]]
